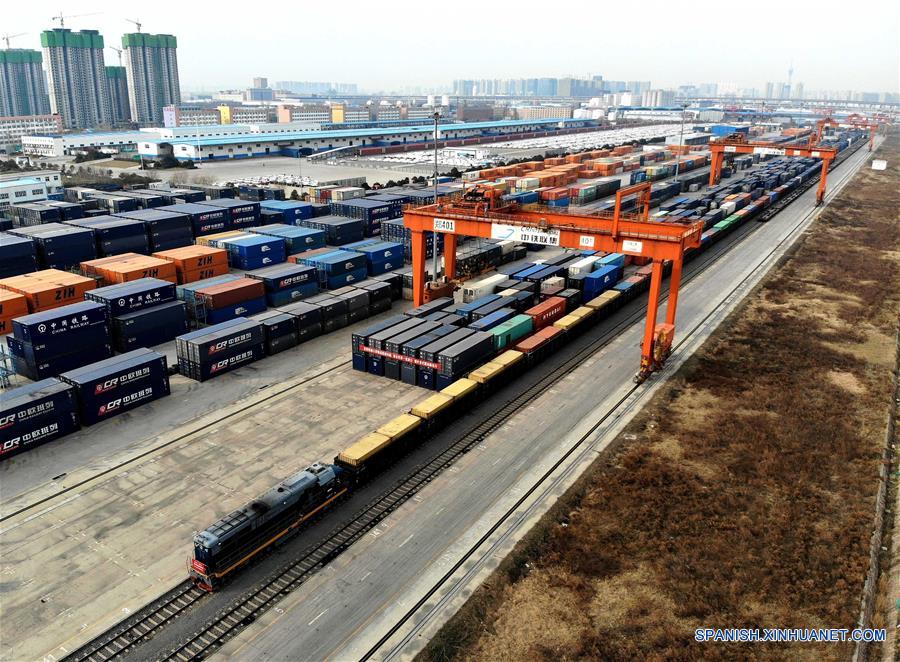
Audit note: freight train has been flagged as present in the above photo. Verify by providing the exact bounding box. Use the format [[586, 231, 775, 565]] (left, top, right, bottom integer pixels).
[[188, 128, 867, 591]]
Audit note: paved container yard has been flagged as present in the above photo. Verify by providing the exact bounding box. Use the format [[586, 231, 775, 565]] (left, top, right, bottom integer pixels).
[[0, 133, 875, 661]]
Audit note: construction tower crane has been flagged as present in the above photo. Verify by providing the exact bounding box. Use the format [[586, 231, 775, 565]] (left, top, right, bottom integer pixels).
[[51, 12, 101, 28], [403, 182, 703, 382], [108, 46, 123, 66], [126, 18, 142, 32], [2, 33, 26, 49], [708, 134, 838, 205]]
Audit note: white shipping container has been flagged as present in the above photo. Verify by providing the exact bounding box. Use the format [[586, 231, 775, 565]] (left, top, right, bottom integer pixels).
[[496, 240, 517, 255], [541, 276, 565, 292], [720, 201, 737, 214], [567, 255, 601, 277], [461, 273, 507, 303]]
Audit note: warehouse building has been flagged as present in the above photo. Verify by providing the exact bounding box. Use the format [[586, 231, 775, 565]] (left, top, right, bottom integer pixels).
[[138, 118, 598, 162], [22, 130, 147, 157], [0, 170, 62, 209], [0, 114, 62, 150]]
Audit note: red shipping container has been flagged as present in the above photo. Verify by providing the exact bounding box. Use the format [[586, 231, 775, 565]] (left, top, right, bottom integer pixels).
[[525, 296, 566, 330], [195, 278, 265, 310]]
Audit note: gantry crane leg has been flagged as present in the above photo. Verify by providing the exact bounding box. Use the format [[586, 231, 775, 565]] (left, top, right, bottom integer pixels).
[[411, 229, 426, 306], [637, 260, 665, 383]]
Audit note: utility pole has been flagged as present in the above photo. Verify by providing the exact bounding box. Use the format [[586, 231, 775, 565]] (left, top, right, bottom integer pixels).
[[432, 110, 442, 279], [673, 102, 688, 184]]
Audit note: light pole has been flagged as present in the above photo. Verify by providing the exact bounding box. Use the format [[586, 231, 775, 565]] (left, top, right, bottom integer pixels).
[[673, 102, 688, 184], [432, 110, 441, 279]]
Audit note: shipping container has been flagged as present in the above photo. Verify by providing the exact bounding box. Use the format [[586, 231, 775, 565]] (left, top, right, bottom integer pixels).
[[259, 200, 314, 224], [0, 232, 39, 278], [59, 349, 170, 425], [111, 300, 188, 351], [0, 378, 80, 460], [65, 216, 150, 257], [8, 223, 97, 269], [198, 199, 261, 231], [157, 203, 230, 236], [217, 234, 287, 270], [251, 224, 326, 254], [85, 278, 176, 316], [436, 331, 495, 387], [0, 269, 95, 313], [113, 209, 193, 252], [175, 318, 265, 381]]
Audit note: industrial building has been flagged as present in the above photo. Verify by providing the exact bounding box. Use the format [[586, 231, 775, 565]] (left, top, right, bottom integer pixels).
[[0, 114, 62, 150], [0, 169, 62, 208], [41, 29, 112, 129], [163, 104, 222, 127], [22, 130, 147, 157], [0, 49, 51, 117], [138, 117, 598, 162], [122, 33, 180, 125]]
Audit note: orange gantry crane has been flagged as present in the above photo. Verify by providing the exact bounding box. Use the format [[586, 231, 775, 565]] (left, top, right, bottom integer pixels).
[[403, 183, 704, 381], [815, 114, 881, 151], [708, 135, 838, 204]]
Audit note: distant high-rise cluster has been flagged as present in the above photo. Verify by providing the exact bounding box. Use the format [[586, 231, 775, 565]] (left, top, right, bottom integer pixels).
[[0, 49, 51, 117], [275, 81, 359, 95], [0, 25, 183, 132], [41, 29, 112, 129], [451, 77, 651, 98], [122, 33, 181, 124]]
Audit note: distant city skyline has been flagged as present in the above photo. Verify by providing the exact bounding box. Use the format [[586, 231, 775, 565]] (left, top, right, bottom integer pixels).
[[7, 1, 899, 95]]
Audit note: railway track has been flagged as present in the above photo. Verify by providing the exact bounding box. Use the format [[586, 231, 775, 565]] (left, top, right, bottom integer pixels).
[[371, 136, 876, 660], [63, 138, 868, 662]]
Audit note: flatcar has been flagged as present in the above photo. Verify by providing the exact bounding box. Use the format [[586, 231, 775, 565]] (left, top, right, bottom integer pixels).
[[190, 462, 347, 590]]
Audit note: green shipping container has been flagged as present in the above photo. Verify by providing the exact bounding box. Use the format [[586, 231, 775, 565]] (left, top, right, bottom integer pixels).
[[489, 314, 534, 350]]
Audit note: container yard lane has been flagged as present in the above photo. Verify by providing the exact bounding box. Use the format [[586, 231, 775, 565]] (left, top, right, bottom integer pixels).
[[204, 140, 880, 661]]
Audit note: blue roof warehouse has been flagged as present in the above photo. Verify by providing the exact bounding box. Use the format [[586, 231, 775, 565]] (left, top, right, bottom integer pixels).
[[137, 118, 600, 162]]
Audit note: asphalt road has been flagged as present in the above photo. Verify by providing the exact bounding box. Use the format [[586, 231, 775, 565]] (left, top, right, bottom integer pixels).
[[198, 141, 877, 661]]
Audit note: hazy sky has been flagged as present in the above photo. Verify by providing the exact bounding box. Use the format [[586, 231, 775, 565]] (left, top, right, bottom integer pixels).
[[12, 0, 900, 94]]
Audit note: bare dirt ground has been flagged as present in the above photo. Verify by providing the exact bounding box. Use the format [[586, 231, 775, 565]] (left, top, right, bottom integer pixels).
[[420, 133, 900, 661]]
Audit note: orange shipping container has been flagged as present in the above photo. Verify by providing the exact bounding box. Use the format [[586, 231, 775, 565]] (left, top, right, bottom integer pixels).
[[153, 246, 229, 284], [93, 256, 178, 285], [0, 269, 96, 313], [81, 253, 144, 278], [0, 290, 28, 334]]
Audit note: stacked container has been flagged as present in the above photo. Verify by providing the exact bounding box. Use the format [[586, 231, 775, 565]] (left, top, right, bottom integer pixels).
[[344, 239, 404, 276], [299, 215, 364, 246], [59, 349, 170, 425], [0, 269, 95, 312], [194, 277, 266, 324], [114, 209, 193, 252], [198, 199, 261, 231], [277, 300, 323, 344], [176, 318, 265, 382], [152, 245, 230, 284], [0, 290, 28, 335], [329, 199, 395, 236], [294, 249, 368, 290], [81, 254, 178, 285], [65, 216, 150, 256], [0, 232, 39, 277], [218, 234, 287, 270], [8, 223, 97, 269], [250, 310, 299, 355], [250, 224, 325, 255], [86, 278, 187, 351], [0, 378, 80, 460], [157, 203, 229, 237], [7, 301, 112, 380], [259, 200, 314, 225], [246, 263, 318, 306]]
